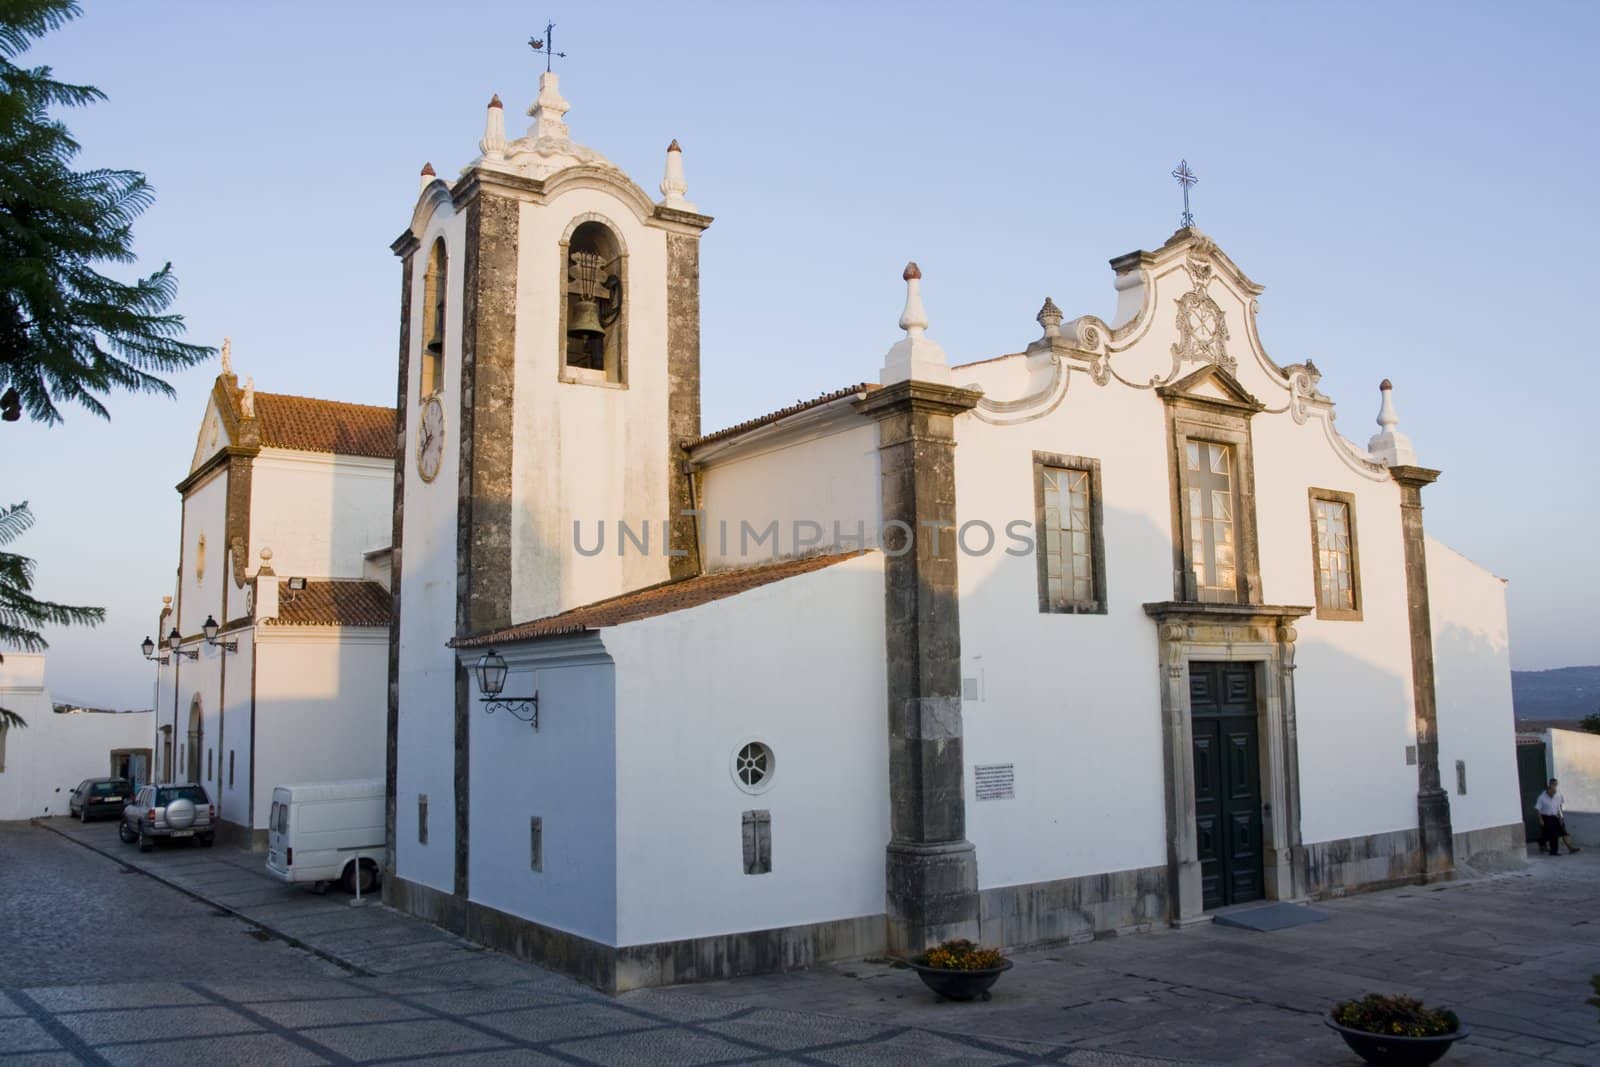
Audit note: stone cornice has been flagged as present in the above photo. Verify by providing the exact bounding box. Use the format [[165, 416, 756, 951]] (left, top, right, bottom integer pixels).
[[1389, 465, 1441, 490], [1143, 602, 1313, 624], [175, 444, 259, 496], [854, 379, 984, 420], [649, 204, 714, 235]]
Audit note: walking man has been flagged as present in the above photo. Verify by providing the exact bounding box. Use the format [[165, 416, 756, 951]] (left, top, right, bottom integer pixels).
[[1536, 779, 1568, 856]]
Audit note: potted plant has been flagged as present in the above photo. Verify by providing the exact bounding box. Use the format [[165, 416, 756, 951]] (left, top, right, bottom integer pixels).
[[1326, 993, 1469, 1066], [907, 938, 1013, 1002]]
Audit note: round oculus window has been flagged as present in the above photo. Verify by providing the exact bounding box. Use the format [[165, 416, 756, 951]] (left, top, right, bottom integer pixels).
[[732, 741, 775, 794]]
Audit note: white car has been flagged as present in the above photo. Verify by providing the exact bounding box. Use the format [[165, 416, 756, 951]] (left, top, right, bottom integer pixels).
[[265, 779, 384, 894]]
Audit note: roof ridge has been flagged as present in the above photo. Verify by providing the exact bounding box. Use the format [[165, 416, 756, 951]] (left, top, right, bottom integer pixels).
[[253, 390, 395, 413]]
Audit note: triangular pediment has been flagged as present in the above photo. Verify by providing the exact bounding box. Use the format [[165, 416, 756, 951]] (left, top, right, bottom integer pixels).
[[189, 393, 234, 473], [1157, 363, 1264, 413]]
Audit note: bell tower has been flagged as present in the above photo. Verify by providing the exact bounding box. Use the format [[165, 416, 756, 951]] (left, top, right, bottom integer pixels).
[[389, 63, 711, 899], [397, 69, 711, 640]]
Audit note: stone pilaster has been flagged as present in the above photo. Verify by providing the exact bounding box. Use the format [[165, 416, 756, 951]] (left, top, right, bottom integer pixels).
[[665, 232, 702, 578], [856, 380, 982, 957], [1391, 465, 1453, 879], [385, 240, 415, 882], [454, 185, 521, 897]]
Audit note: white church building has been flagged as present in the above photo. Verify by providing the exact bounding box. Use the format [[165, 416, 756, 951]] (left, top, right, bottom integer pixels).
[[148, 353, 394, 847], [386, 71, 1522, 991]]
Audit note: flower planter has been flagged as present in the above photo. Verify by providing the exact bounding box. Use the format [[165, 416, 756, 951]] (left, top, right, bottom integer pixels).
[[1325, 1016, 1469, 1066], [908, 958, 1013, 1002]]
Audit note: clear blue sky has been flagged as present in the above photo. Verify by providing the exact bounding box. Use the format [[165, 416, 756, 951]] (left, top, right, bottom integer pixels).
[[10, 2, 1597, 707]]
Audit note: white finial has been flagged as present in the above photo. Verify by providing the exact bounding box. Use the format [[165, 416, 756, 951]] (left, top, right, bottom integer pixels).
[[1367, 378, 1418, 466], [479, 95, 506, 160], [898, 262, 928, 338], [529, 71, 570, 140], [220, 336, 232, 376], [419, 161, 436, 192], [880, 262, 950, 385], [161, 595, 172, 606], [659, 139, 695, 210], [241, 376, 256, 419]]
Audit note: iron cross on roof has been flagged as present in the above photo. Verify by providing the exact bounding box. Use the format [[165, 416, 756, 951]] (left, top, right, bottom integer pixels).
[[1172, 159, 1198, 228], [529, 21, 566, 72]]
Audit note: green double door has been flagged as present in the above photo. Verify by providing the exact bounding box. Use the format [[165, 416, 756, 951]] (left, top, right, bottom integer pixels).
[[1189, 662, 1265, 910]]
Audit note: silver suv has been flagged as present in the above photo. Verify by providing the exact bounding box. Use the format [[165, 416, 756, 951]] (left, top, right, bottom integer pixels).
[[119, 784, 216, 851]]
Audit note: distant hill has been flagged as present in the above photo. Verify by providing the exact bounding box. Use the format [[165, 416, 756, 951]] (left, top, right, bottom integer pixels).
[[1512, 666, 1600, 720]]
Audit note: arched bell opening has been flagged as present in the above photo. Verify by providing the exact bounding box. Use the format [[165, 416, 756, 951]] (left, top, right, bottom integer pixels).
[[560, 219, 626, 384]]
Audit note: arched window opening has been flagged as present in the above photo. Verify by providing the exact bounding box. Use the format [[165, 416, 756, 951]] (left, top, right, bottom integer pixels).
[[186, 696, 203, 784], [563, 221, 625, 383], [420, 238, 448, 399]]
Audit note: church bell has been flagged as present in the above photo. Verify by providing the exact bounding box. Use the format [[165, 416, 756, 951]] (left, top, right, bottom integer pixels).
[[568, 297, 605, 339], [567, 249, 609, 342]]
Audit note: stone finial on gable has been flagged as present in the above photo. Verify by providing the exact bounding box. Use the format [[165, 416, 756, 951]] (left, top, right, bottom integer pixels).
[[1368, 378, 1418, 466], [1036, 297, 1064, 340], [880, 261, 951, 386], [658, 139, 695, 211], [479, 96, 506, 160], [528, 71, 571, 140], [241, 376, 256, 419], [420, 162, 436, 192], [220, 336, 232, 377]]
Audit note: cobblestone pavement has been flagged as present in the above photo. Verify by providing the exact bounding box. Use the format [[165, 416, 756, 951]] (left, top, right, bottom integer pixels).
[[14, 819, 1600, 1065], [4, 822, 1176, 1066]]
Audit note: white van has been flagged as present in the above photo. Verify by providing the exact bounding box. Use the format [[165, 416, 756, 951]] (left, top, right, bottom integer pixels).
[[265, 779, 384, 894]]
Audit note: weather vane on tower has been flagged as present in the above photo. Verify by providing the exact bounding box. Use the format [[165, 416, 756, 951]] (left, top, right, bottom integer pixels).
[[1171, 159, 1198, 228], [528, 21, 566, 72]]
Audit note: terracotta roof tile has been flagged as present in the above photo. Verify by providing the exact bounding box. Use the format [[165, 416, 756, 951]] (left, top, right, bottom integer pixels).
[[686, 384, 876, 450], [266, 580, 391, 628], [252, 392, 395, 458], [452, 551, 866, 648]]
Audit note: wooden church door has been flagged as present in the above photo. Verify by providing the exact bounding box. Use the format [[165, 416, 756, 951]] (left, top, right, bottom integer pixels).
[[1190, 662, 1265, 909]]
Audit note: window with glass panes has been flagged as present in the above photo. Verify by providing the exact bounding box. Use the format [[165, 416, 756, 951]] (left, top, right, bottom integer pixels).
[[1308, 488, 1361, 619], [1186, 440, 1237, 602], [1034, 452, 1106, 613]]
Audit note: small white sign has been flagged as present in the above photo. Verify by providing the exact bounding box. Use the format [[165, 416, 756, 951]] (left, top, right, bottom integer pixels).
[[974, 763, 1015, 801]]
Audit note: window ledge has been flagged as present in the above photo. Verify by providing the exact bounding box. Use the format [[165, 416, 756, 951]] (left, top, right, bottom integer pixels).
[[1041, 601, 1107, 616], [1313, 606, 1364, 622], [559, 370, 627, 390]]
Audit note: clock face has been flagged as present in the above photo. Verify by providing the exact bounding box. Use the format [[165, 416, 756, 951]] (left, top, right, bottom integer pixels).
[[417, 395, 445, 482]]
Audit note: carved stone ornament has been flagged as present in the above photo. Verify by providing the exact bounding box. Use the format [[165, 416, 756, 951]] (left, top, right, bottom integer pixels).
[[1171, 253, 1234, 376]]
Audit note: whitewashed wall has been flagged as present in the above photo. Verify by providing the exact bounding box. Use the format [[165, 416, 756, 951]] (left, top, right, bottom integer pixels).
[[465, 637, 618, 945], [1253, 414, 1418, 845], [1549, 728, 1600, 812], [249, 451, 393, 581], [696, 419, 881, 568], [0, 654, 154, 820], [218, 628, 256, 828], [176, 469, 228, 635], [1426, 537, 1520, 833], [395, 201, 467, 893], [954, 368, 1173, 888], [606, 552, 887, 947], [254, 628, 388, 831], [510, 188, 673, 622]]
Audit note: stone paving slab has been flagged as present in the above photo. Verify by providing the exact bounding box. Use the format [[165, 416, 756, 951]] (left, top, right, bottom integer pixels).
[[31, 818, 1600, 1064]]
